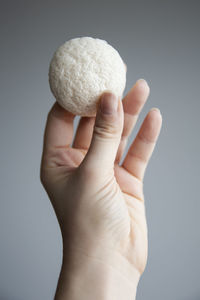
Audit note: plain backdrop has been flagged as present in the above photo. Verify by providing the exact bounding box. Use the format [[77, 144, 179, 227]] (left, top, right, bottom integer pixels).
[[0, 0, 200, 299]]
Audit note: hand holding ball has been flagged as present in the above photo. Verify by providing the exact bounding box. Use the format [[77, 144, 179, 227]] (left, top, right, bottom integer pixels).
[[49, 37, 126, 116]]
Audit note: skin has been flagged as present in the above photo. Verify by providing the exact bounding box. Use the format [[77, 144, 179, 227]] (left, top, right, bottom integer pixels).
[[40, 78, 162, 300]]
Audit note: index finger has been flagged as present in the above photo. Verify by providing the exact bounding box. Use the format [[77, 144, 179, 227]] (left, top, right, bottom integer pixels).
[[42, 102, 75, 154]]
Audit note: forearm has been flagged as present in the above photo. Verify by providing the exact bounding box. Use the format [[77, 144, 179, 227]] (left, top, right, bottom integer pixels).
[[55, 244, 140, 300]]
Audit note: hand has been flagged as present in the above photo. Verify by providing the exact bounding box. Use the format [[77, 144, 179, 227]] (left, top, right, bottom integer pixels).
[[40, 79, 162, 299]]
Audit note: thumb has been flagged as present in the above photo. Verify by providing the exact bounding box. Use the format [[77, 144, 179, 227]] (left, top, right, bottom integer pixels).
[[81, 92, 124, 173]]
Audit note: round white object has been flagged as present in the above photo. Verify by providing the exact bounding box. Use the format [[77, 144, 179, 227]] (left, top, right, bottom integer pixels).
[[49, 37, 126, 116]]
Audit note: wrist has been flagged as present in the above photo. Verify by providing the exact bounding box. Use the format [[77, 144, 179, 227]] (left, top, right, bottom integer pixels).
[[55, 243, 141, 300]]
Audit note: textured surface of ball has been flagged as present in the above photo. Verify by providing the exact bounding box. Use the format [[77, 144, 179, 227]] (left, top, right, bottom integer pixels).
[[49, 37, 126, 116]]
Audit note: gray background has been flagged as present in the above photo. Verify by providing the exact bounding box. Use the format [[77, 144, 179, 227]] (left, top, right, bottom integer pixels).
[[0, 0, 199, 299]]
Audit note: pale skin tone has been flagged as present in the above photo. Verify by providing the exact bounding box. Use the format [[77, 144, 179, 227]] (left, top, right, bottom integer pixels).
[[40, 77, 162, 300]]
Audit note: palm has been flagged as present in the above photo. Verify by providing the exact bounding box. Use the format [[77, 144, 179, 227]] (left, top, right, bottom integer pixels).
[[50, 146, 143, 201], [49, 144, 148, 273]]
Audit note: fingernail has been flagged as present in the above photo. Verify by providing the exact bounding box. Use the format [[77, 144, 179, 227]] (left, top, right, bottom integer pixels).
[[100, 93, 118, 114], [150, 107, 161, 114], [136, 78, 149, 88]]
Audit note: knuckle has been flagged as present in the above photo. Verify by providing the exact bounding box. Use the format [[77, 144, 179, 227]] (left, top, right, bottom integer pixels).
[[93, 121, 121, 140]]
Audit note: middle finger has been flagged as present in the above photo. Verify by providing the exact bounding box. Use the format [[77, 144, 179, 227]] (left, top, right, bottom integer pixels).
[[115, 79, 150, 164]]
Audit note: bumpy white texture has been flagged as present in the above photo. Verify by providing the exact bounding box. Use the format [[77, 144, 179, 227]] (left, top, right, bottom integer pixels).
[[49, 37, 126, 116]]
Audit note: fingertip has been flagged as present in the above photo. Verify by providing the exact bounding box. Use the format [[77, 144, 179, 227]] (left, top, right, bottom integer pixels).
[[136, 78, 150, 92], [99, 92, 118, 115], [138, 108, 162, 144], [48, 101, 75, 121], [98, 92, 123, 117], [126, 78, 150, 107], [149, 107, 162, 123], [149, 107, 160, 113]]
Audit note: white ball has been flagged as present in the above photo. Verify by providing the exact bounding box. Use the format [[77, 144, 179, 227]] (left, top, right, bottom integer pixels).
[[49, 37, 126, 116]]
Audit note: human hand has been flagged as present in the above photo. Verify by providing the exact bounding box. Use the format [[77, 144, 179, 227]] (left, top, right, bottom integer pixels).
[[40, 79, 162, 299]]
